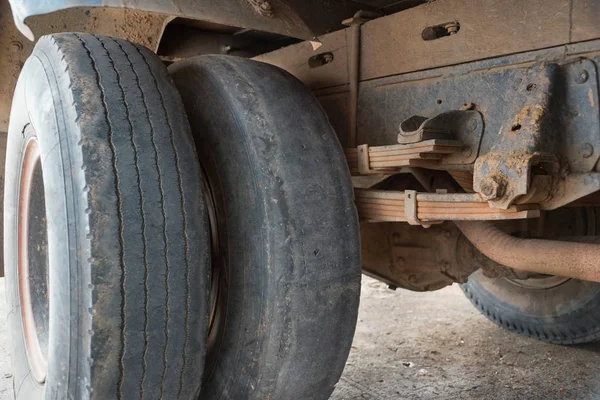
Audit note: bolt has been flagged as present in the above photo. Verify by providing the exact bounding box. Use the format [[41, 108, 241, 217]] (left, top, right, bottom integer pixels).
[[575, 70, 589, 84], [409, 275, 418, 284], [479, 175, 505, 201], [581, 143, 594, 158], [248, 0, 274, 17], [445, 22, 459, 35], [442, 230, 452, 239], [258, 0, 273, 15]]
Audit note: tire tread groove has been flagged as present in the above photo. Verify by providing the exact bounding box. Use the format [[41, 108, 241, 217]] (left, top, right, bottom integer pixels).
[[133, 45, 191, 399], [73, 33, 128, 400]]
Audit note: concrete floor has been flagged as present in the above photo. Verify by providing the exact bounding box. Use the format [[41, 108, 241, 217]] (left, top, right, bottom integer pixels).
[[1, 276, 600, 399]]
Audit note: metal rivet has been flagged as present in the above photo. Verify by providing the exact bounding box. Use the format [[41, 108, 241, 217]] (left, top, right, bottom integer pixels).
[[576, 70, 589, 84]]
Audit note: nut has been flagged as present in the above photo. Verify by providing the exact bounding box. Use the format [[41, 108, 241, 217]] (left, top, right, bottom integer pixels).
[[479, 175, 506, 201]]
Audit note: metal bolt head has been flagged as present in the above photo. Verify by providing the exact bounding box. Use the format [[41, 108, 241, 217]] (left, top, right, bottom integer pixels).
[[581, 143, 594, 158], [576, 70, 589, 84], [479, 175, 505, 201]]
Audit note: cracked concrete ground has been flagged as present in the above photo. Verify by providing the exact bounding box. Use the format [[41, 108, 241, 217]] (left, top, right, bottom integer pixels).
[[1, 276, 599, 399]]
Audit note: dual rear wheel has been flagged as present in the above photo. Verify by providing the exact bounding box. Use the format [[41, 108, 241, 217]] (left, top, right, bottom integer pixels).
[[5, 33, 361, 399]]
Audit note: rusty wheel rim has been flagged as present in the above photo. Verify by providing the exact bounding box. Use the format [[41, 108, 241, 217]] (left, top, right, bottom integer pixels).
[[18, 138, 49, 384]]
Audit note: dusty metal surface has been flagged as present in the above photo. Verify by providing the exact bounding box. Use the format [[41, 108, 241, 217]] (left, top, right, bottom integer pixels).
[[361, 222, 476, 291], [360, 221, 527, 292], [471, 61, 600, 210], [8, 0, 366, 41], [455, 220, 600, 283], [397, 110, 483, 164], [355, 189, 539, 223], [361, 203, 600, 292], [346, 140, 464, 174], [156, 22, 294, 61], [256, 0, 600, 90]]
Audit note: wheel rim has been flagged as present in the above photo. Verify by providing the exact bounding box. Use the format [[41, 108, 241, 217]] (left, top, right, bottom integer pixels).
[[201, 168, 227, 381], [504, 275, 571, 290], [18, 138, 49, 384]]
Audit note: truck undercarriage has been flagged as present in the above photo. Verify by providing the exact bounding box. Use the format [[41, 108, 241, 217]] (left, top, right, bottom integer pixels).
[[2, 0, 600, 399]]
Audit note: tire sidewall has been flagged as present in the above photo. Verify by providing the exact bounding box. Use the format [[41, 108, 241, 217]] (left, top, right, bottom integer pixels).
[[6, 48, 91, 399]]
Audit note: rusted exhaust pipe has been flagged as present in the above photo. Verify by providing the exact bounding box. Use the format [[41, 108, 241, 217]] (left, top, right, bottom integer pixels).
[[455, 221, 600, 282]]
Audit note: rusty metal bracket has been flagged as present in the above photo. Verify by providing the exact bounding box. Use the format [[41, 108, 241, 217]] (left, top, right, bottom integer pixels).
[[474, 152, 558, 209], [398, 110, 484, 164], [474, 63, 560, 209], [473, 60, 600, 210], [404, 190, 420, 225]]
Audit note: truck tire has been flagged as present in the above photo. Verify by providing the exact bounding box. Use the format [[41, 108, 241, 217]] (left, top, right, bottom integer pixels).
[[5, 33, 209, 399], [169, 55, 361, 400], [461, 272, 600, 344]]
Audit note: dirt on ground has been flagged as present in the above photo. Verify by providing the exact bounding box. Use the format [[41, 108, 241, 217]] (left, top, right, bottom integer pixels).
[[1, 276, 599, 399]]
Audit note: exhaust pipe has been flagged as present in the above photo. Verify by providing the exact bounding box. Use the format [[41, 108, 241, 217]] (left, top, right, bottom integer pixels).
[[455, 221, 600, 282]]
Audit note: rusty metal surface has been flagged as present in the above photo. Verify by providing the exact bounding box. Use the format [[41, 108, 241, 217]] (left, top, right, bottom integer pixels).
[[472, 61, 599, 209], [362, 206, 600, 291], [8, 0, 366, 41], [355, 189, 539, 223], [352, 49, 600, 211], [397, 110, 483, 164], [346, 139, 463, 174], [360, 222, 478, 291], [455, 220, 600, 283], [359, 0, 600, 82], [356, 47, 600, 154], [360, 221, 523, 292], [257, 0, 600, 91], [449, 170, 474, 192]]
